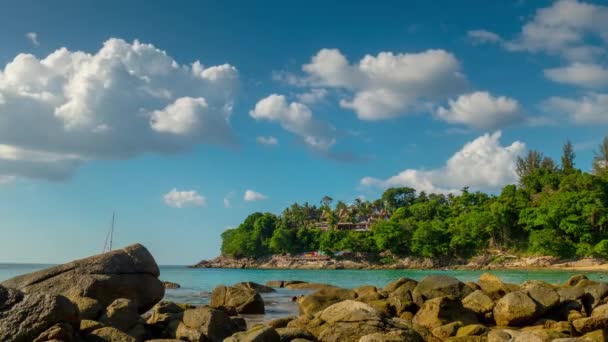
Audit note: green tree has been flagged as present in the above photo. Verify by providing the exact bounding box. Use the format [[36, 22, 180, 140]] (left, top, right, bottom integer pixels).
[[561, 140, 576, 174], [411, 221, 450, 258], [371, 220, 411, 255], [593, 137, 608, 178]]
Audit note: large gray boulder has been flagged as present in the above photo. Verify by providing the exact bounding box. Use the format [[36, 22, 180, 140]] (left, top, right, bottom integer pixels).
[[176, 306, 241, 342], [1, 243, 164, 314], [493, 291, 539, 326], [210, 284, 265, 314], [0, 285, 79, 342]]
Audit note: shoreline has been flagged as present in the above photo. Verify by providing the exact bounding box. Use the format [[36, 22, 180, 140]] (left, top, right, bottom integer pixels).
[[192, 254, 608, 273]]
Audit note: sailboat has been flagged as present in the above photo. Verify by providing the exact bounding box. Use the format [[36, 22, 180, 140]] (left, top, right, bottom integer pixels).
[[102, 212, 115, 253]]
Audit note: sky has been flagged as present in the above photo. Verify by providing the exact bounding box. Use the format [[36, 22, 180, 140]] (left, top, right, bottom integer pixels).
[[1, 0, 608, 265]]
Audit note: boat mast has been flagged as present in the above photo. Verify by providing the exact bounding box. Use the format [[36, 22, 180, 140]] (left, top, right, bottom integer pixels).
[[102, 212, 115, 253]]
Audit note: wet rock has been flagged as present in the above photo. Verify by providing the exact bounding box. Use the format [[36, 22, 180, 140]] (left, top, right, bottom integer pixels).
[[162, 281, 181, 289], [1, 244, 164, 313], [0, 285, 79, 342], [412, 296, 477, 329], [210, 285, 265, 314], [493, 291, 539, 327], [298, 287, 356, 316], [224, 324, 281, 342]]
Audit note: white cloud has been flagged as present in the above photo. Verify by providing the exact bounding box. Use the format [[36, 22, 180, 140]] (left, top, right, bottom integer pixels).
[[250, 94, 335, 151], [244, 190, 267, 201], [544, 63, 608, 88], [256, 136, 279, 146], [542, 93, 608, 124], [300, 48, 467, 120], [296, 88, 328, 104], [493, 0, 608, 61], [163, 188, 207, 208], [361, 131, 525, 194], [436, 91, 521, 129], [467, 30, 502, 44], [223, 191, 234, 208], [25, 32, 39, 46], [0, 38, 238, 181]]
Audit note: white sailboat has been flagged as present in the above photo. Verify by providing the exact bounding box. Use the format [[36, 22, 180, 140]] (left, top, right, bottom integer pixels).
[[102, 212, 115, 253]]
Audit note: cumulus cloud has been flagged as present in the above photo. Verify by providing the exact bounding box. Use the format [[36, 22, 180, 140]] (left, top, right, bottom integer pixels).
[[0, 38, 238, 180], [542, 93, 608, 124], [163, 188, 207, 208], [256, 136, 279, 146], [544, 63, 608, 88], [296, 88, 328, 105], [436, 91, 522, 129], [300, 48, 467, 120], [250, 94, 335, 151], [361, 131, 525, 194], [477, 0, 608, 61], [467, 30, 503, 44], [244, 190, 267, 201], [25, 32, 39, 46]]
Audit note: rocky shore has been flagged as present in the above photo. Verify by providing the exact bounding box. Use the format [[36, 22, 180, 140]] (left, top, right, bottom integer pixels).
[[192, 253, 608, 272], [3, 245, 608, 341]]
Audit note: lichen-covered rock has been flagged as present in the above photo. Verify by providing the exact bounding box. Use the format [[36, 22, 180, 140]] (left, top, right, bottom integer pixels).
[[462, 290, 495, 317], [297, 287, 356, 316], [210, 285, 265, 314], [412, 276, 472, 305], [412, 296, 477, 329], [478, 273, 518, 300], [0, 285, 79, 342], [572, 315, 608, 334], [493, 291, 539, 327], [431, 321, 463, 339], [33, 322, 76, 342], [176, 306, 241, 342], [1, 244, 164, 314], [224, 324, 280, 342], [456, 324, 489, 337]]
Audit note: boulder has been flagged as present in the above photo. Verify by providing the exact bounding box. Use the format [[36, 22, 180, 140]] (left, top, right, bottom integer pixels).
[[384, 278, 418, 293], [98, 298, 140, 332], [412, 275, 472, 305], [85, 326, 136, 342], [265, 280, 285, 288], [477, 273, 518, 300], [412, 296, 477, 329], [210, 285, 265, 314], [563, 275, 588, 287], [33, 322, 76, 342], [176, 306, 241, 342], [224, 324, 281, 342], [146, 301, 193, 338], [0, 285, 79, 342], [359, 330, 423, 342], [493, 291, 539, 327], [297, 287, 356, 316], [456, 324, 489, 337], [1, 244, 164, 313], [268, 316, 296, 329], [462, 290, 495, 317], [522, 283, 560, 313], [319, 300, 383, 323], [487, 329, 544, 342], [235, 282, 275, 293], [431, 321, 463, 339], [572, 315, 608, 334], [275, 327, 315, 342], [162, 281, 181, 289], [286, 282, 336, 290], [582, 283, 608, 314]]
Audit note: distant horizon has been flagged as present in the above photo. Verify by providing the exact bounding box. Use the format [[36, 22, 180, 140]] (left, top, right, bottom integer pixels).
[[2, 0, 608, 264]]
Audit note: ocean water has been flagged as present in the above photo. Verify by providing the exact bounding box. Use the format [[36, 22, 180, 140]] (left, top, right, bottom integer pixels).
[[2, 264, 608, 320]]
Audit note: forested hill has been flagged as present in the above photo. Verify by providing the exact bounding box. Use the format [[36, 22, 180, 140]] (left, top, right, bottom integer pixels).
[[221, 139, 608, 261]]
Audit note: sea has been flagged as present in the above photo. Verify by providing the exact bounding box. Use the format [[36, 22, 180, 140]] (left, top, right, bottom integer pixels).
[[2, 264, 608, 321]]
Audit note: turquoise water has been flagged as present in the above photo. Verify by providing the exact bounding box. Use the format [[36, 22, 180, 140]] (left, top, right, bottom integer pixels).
[[3, 264, 608, 320]]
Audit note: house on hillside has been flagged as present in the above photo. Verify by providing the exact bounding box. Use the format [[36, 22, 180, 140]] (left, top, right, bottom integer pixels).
[[316, 208, 389, 231]]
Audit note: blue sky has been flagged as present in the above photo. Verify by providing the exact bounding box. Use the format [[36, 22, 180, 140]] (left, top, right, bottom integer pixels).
[[1, 0, 608, 264]]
